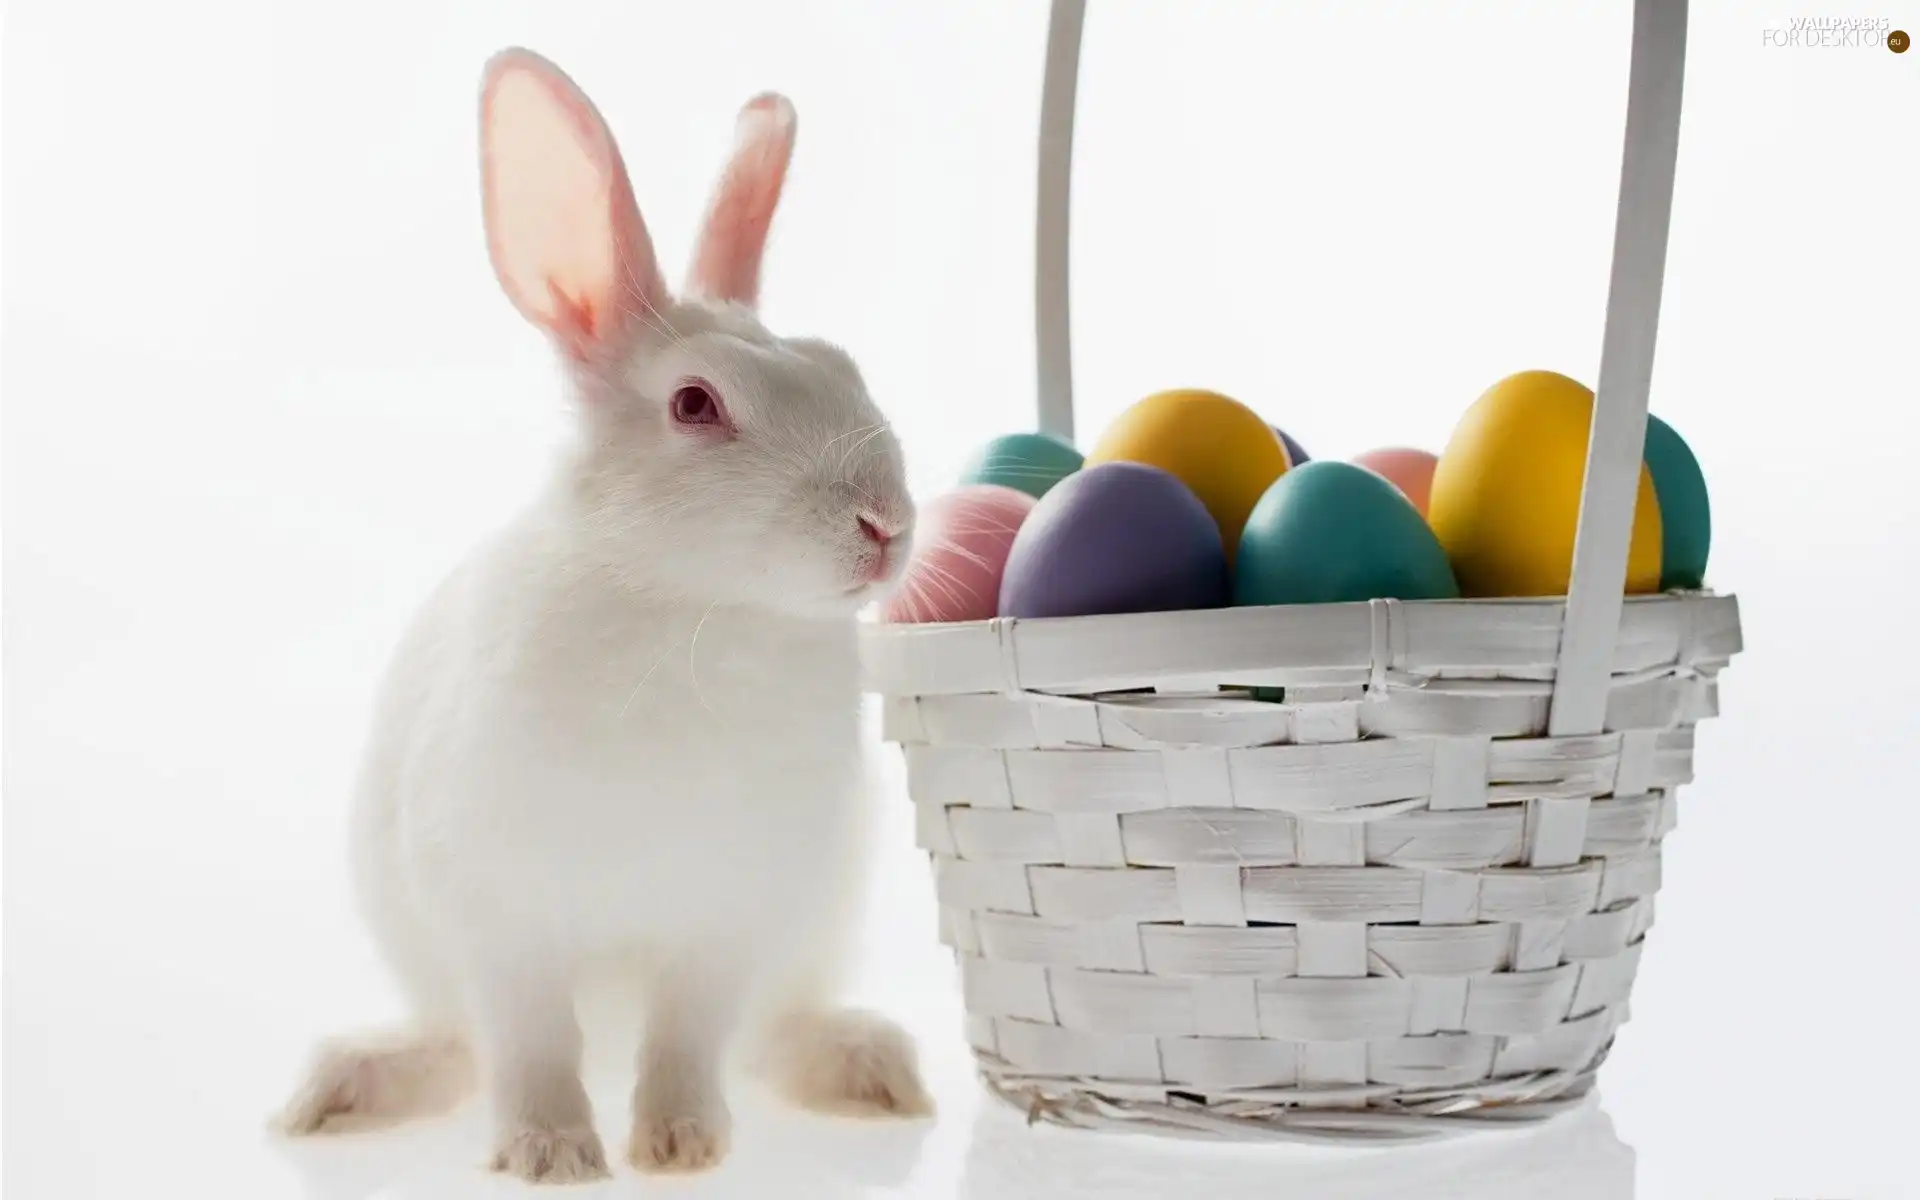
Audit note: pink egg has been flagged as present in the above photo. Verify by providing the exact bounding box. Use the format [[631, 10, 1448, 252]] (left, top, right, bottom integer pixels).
[[1352, 447, 1440, 517], [883, 484, 1038, 623]]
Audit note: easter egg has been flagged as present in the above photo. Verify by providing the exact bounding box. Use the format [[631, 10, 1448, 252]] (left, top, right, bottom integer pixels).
[[958, 432, 1084, 500], [1643, 414, 1711, 590], [1271, 426, 1312, 467], [1427, 370, 1663, 598], [1235, 461, 1460, 606], [999, 462, 1228, 619], [884, 485, 1037, 623], [1351, 447, 1440, 516], [1087, 389, 1288, 564]]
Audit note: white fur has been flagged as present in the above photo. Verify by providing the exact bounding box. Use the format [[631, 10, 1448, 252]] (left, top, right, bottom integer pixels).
[[275, 48, 928, 1184]]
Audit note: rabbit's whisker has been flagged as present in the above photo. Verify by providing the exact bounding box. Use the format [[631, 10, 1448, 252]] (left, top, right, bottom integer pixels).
[[686, 601, 723, 721]]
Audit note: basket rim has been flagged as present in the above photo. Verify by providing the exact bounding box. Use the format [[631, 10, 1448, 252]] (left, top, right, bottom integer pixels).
[[860, 591, 1740, 699], [858, 590, 1729, 636]]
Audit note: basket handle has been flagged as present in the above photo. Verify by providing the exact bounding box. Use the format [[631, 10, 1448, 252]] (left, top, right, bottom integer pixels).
[[1034, 0, 1086, 445], [1030, 0, 1690, 738]]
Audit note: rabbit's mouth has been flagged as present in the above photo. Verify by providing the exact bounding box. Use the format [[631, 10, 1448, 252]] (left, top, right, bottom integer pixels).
[[844, 569, 912, 611]]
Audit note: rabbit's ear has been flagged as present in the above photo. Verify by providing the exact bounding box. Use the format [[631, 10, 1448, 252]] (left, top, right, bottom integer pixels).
[[480, 49, 666, 362], [683, 93, 797, 308]]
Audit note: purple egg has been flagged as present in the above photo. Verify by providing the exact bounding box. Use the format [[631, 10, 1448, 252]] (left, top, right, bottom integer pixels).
[[999, 462, 1229, 619], [1270, 425, 1311, 466]]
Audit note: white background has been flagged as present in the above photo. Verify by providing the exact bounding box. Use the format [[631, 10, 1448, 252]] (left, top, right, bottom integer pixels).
[[4, 1, 1917, 1197]]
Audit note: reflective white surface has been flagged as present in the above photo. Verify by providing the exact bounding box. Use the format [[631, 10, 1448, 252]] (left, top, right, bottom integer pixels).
[[5, 2, 1917, 1197]]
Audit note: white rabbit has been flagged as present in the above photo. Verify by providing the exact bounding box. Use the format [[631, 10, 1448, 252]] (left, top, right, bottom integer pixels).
[[274, 47, 927, 1182]]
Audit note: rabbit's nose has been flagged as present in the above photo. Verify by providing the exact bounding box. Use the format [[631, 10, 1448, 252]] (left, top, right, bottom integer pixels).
[[857, 514, 897, 546]]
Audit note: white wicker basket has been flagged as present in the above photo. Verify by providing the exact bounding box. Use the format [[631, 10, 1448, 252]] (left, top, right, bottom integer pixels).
[[862, 0, 1741, 1143]]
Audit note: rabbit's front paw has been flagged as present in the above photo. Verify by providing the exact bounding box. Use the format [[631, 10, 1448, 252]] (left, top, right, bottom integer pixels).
[[628, 1105, 731, 1174], [489, 1125, 609, 1185]]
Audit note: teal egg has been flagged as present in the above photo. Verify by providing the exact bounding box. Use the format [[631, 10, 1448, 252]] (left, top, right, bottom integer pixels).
[[959, 432, 1084, 499], [1643, 414, 1711, 590], [1234, 461, 1460, 605]]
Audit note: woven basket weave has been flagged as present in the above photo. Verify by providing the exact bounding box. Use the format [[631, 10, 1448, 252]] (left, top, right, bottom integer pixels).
[[862, 0, 1740, 1143]]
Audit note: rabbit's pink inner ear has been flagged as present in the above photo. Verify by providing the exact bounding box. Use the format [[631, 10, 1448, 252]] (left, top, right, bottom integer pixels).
[[684, 93, 797, 308], [480, 50, 667, 361]]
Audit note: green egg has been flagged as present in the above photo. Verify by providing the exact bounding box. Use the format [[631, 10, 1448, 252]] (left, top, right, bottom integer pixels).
[[959, 432, 1084, 500], [1234, 461, 1460, 606], [1643, 414, 1711, 590]]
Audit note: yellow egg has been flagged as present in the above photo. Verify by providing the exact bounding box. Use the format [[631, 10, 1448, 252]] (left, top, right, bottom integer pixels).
[[1428, 370, 1664, 597], [1087, 389, 1288, 564]]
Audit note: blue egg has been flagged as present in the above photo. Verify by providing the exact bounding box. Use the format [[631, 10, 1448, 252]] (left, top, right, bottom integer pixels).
[[1643, 414, 1711, 590], [1234, 461, 1460, 606], [959, 432, 1084, 499]]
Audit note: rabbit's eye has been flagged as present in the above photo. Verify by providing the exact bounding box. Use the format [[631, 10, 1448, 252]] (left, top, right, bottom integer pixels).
[[670, 380, 727, 429]]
